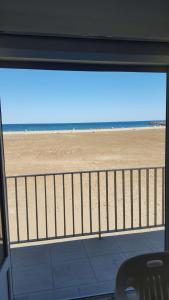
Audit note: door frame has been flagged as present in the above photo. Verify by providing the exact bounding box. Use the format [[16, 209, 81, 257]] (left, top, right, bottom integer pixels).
[[0, 36, 169, 300], [165, 68, 169, 250], [0, 103, 13, 299]]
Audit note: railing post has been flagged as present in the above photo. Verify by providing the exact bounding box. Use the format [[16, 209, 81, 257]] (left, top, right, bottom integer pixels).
[[97, 172, 101, 239], [89, 172, 92, 234]]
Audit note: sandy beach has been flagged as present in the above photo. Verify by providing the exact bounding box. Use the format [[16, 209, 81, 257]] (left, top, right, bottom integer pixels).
[[4, 127, 165, 244], [4, 127, 165, 176]]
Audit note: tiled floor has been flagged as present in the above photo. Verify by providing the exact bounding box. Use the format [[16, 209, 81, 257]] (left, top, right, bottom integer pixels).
[[11, 229, 164, 300]]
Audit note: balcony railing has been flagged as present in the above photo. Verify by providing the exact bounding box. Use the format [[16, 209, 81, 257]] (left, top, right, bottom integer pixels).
[[6, 166, 165, 245]]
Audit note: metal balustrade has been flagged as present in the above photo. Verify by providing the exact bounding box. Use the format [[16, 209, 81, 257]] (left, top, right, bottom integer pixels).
[[6, 166, 165, 244]]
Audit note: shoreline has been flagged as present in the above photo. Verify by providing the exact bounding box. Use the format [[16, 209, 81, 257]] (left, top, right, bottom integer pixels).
[[3, 126, 165, 135]]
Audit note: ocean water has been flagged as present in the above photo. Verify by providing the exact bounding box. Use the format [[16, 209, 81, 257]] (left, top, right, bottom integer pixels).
[[2, 121, 163, 132]]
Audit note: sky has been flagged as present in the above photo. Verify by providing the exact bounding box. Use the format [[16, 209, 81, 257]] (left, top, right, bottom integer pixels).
[[0, 69, 166, 124]]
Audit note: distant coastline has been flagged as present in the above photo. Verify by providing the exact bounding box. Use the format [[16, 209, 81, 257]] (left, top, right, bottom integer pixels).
[[2, 120, 165, 133], [3, 126, 165, 135]]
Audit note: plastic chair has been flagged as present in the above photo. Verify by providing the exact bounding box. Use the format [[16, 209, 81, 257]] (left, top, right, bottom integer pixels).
[[115, 252, 169, 300]]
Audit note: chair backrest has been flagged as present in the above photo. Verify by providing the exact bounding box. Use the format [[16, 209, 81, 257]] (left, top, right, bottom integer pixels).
[[116, 252, 169, 300]]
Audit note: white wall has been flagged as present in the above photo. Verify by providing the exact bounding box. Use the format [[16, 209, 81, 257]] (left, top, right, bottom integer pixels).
[[1, 0, 169, 41]]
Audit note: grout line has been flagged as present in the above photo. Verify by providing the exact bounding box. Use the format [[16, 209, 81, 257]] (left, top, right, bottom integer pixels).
[[81, 240, 99, 283]]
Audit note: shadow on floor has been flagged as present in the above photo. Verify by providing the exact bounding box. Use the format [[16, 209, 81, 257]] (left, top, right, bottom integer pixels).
[[11, 229, 164, 300]]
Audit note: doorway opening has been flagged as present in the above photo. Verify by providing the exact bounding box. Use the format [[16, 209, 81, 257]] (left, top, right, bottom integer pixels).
[[0, 69, 167, 299]]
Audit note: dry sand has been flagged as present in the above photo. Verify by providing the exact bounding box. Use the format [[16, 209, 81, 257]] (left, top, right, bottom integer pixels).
[[4, 127, 165, 176], [4, 127, 165, 244]]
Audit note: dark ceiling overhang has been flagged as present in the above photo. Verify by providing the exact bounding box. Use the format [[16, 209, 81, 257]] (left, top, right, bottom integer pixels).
[[1, 0, 169, 42], [0, 33, 169, 72]]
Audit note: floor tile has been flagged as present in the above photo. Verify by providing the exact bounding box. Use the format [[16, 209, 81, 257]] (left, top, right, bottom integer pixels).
[[83, 237, 121, 257], [115, 233, 150, 252], [151, 247, 164, 253], [90, 254, 126, 282], [11, 230, 164, 300], [124, 249, 153, 260], [14, 296, 29, 300], [53, 258, 96, 288], [143, 230, 164, 241], [50, 240, 86, 264], [144, 231, 164, 248], [11, 245, 50, 269], [29, 287, 79, 300], [78, 281, 114, 298], [13, 264, 53, 295]]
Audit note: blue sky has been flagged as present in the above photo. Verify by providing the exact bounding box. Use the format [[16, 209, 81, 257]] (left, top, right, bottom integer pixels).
[[0, 69, 166, 124]]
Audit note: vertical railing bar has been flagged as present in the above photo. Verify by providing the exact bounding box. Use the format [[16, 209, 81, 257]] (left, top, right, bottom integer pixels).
[[130, 170, 134, 229], [154, 168, 157, 226], [122, 170, 125, 230], [25, 176, 29, 241], [62, 174, 66, 237], [71, 173, 75, 236], [53, 175, 57, 237], [162, 167, 165, 225], [80, 173, 84, 235], [44, 175, 48, 238], [138, 169, 141, 228], [34, 176, 39, 240], [15, 177, 20, 242], [106, 171, 109, 232], [97, 172, 101, 238], [114, 170, 117, 231], [89, 172, 92, 234], [146, 169, 149, 227]]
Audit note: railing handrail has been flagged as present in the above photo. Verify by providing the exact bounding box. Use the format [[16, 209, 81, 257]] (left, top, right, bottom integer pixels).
[[6, 165, 165, 179]]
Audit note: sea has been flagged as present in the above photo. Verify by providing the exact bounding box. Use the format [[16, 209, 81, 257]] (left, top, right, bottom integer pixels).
[[2, 121, 164, 132]]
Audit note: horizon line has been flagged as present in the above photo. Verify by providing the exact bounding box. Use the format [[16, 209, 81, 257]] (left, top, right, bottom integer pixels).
[[2, 119, 165, 125]]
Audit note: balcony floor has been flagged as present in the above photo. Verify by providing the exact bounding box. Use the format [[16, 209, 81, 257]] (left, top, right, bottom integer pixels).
[[11, 229, 164, 300]]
